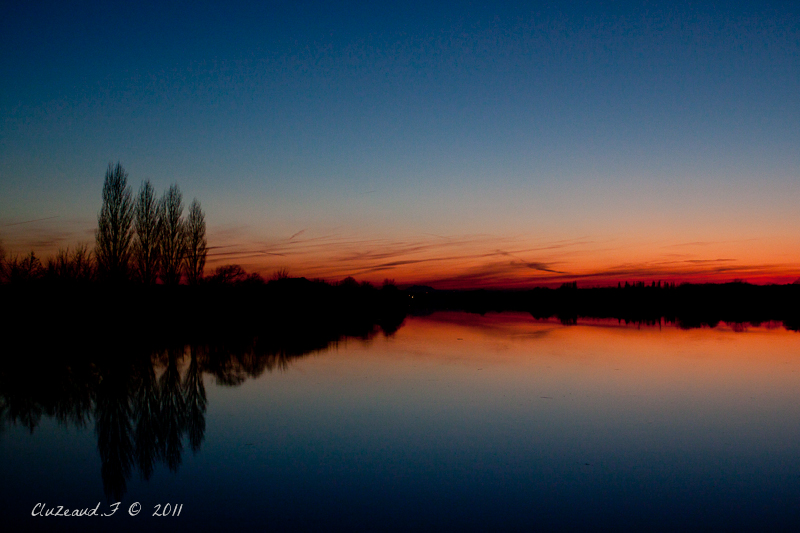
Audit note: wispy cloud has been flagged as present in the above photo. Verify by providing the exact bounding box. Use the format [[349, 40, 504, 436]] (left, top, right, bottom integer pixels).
[[1, 216, 60, 227], [493, 250, 567, 274], [201, 230, 583, 283], [198, 227, 800, 287], [7, 218, 798, 287], [660, 239, 758, 249], [0, 216, 93, 256]]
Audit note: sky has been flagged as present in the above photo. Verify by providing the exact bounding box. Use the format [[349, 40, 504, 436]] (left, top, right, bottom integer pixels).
[[1, 0, 799, 287]]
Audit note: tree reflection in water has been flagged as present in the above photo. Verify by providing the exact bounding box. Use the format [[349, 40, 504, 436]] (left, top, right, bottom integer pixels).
[[183, 347, 207, 454], [133, 357, 160, 482], [0, 317, 402, 500]]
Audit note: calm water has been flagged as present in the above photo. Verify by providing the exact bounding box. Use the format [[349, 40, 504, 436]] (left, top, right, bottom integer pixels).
[[2, 312, 800, 531]]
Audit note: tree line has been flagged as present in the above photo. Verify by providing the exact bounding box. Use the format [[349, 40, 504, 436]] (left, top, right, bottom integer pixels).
[[95, 162, 206, 284], [0, 162, 208, 285]]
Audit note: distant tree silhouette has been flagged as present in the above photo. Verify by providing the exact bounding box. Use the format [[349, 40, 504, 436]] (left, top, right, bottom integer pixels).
[[0, 240, 6, 282], [46, 245, 95, 282], [271, 267, 290, 281], [339, 276, 359, 289], [95, 162, 134, 281], [133, 180, 160, 285], [208, 264, 248, 284], [158, 184, 186, 285], [7, 251, 44, 283], [184, 199, 206, 285], [242, 271, 265, 285]]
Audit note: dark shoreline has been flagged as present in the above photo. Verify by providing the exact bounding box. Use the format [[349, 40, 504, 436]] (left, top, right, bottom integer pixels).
[[407, 282, 800, 330], [3, 279, 800, 352]]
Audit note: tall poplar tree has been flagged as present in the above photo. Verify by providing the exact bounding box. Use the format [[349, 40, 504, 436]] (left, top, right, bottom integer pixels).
[[133, 180, 160, 284], [95, 162, 134, 281], [185, 199, 207, 285], [158, 184, 186, 285]]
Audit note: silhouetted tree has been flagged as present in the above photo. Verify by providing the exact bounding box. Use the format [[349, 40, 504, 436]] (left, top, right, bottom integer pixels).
[[46, 245, 95, 282], [339, 276, 359, 289], [184, 199, 206, 285], [0, 240, 6, 282], [95, 162, 134, 281], [133, 180, 160, 285], [7, 251, 44, 283], [208, 264, 248, 284], [158, 184, 186, 285], [271, 267, 290, 281], [243, 272, 265, 285]]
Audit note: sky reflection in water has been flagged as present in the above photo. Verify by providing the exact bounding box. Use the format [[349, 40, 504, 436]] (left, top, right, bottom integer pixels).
[[2, 313, 800, 531]]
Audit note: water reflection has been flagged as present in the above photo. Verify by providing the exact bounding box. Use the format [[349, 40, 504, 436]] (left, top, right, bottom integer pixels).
[[0, 322, 396, 500], [2, 311, 799, 530], [92, 348, 209, 499]]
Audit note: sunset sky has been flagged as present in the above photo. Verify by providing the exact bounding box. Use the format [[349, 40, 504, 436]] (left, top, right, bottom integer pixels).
[[2, 1, 799, 287]]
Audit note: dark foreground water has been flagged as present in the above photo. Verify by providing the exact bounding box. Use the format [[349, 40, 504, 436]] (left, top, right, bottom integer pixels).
[[2, 312, 800, 531]]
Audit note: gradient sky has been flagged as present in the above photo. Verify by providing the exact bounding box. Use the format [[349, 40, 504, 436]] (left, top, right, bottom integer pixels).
[[2, 1, 799, 287]]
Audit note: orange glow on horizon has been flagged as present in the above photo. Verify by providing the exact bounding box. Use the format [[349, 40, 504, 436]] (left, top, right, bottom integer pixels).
[[201, 231, 800, 289], [195, 226, 800, 288], [4, 218, 799, 289]]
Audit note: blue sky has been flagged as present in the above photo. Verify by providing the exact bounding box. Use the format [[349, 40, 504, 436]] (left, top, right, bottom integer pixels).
[[2, 1, 799, 285]]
